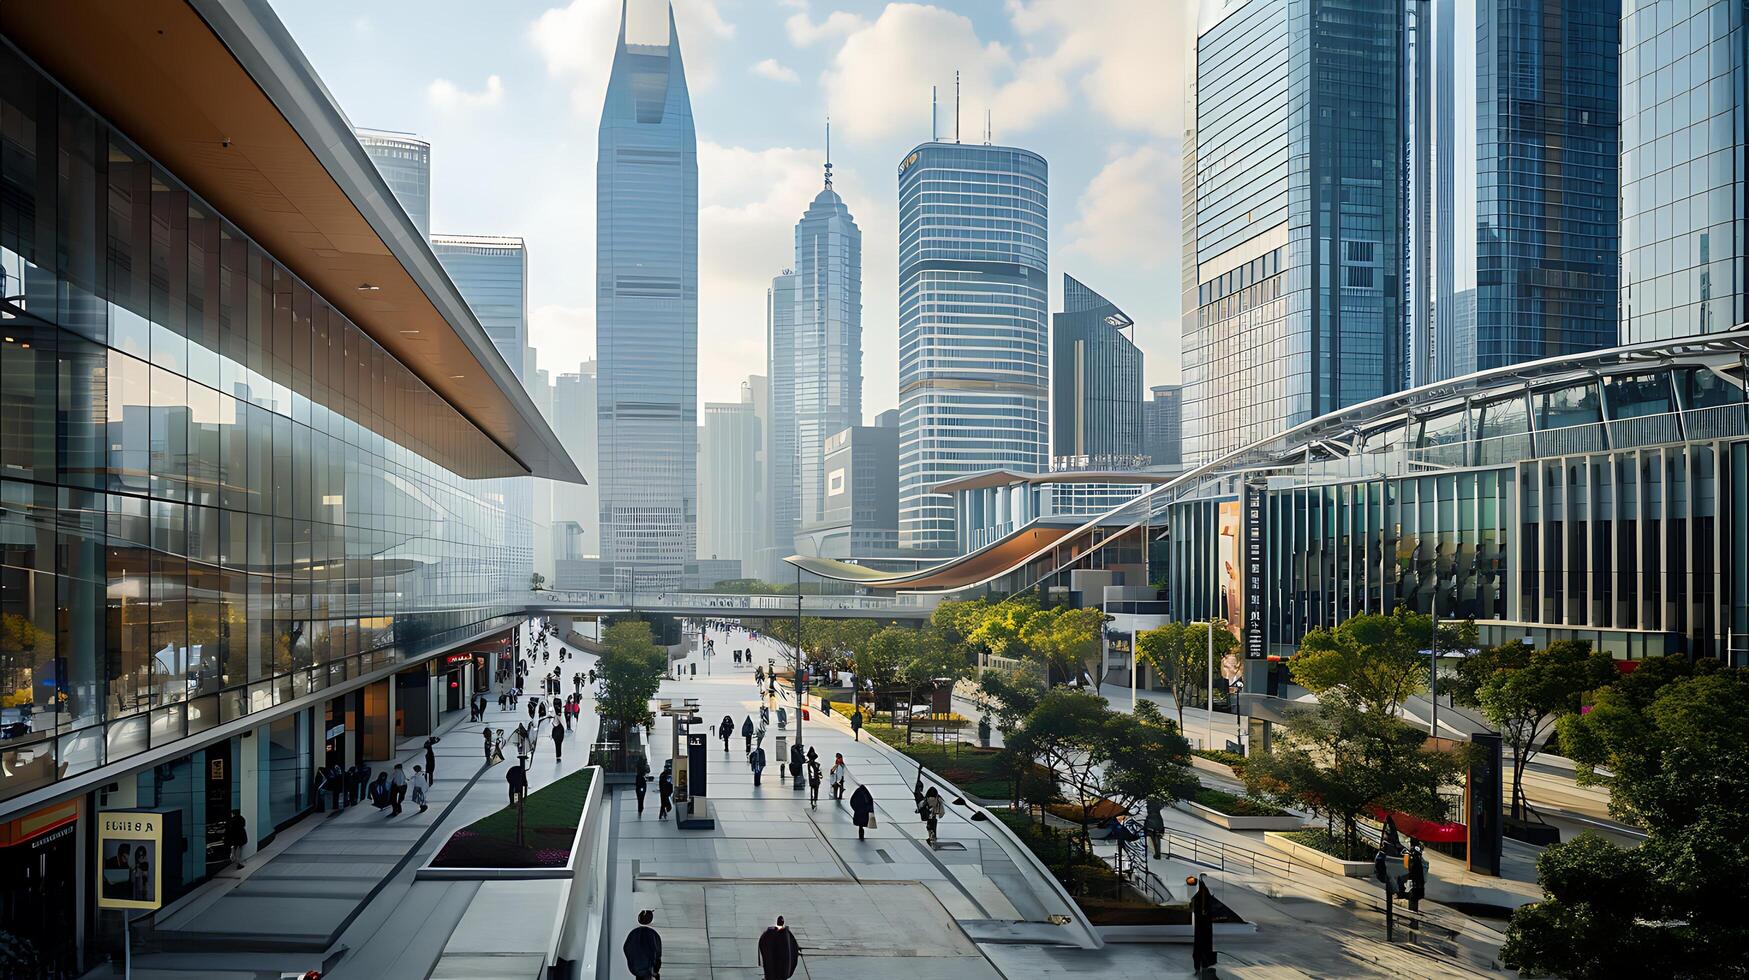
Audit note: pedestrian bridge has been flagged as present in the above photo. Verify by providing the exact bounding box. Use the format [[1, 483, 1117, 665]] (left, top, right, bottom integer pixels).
[[524, 589, 940, 620]]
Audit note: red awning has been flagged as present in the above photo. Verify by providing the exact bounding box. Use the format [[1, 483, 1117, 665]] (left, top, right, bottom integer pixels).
[[1372, 807, 1467, 844]]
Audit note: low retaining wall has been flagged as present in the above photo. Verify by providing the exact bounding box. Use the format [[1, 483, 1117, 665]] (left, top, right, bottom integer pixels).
[[421, 766, 608, 979], [1189, 755, 1243, 781], [1262, 831, 1373, 878], [1175, 800, 1304, 833]]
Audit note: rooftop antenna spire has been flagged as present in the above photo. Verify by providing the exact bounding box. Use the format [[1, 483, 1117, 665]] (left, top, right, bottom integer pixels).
[[931, 85, 938, 141], [985, 109, 992, 145], [954, 70, 961, 143], [824, 116, 833, 188]]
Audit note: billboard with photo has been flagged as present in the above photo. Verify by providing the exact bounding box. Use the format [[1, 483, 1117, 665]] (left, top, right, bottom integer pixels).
[[97, 810, 163, 910]]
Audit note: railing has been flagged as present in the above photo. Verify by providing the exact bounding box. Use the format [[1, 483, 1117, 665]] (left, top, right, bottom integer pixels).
[[1404, 400, 1749, 473], [1161, 827, 1295, 879], [529, 589, 942, 614]]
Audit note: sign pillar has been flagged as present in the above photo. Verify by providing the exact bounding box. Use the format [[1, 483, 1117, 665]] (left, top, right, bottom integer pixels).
[[1241, 479, 1270, 699]]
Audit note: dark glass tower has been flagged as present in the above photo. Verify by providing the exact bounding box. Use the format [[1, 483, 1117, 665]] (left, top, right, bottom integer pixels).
[[1051, 275, 1143, 467], [595, 1, 698, 586], [1409, 0, 1620, 383]]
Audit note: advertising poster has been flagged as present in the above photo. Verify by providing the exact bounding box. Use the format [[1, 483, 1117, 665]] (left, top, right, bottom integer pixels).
[[97, 810, 162, 910], [1217, 501, 1244, 680]]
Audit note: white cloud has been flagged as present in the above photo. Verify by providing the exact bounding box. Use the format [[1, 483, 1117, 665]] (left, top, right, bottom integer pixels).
[[750, 58, 800, 84], [1005, 0, 1186, 137], [785, 7, 867, 47], [1066, 144, 1176, 266], [426, 74, 505, 112], [530, 0, 734, 116]]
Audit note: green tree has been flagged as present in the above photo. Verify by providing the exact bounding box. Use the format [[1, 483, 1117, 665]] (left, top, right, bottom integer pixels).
[[1006, 687, 1114, 840], [1447, 638, 1617, 820], [859, 625, 915, 714], [1098, 703, 1199, 820], [1136, 620, 1235, 730], [1290, 609, 1475, 718], [1504, 666, 1749, 979], [977, 663, 1048, 736], [967, 597, 1043, 663], [1022, 606, 1109, 687], [930, 597, 990, 644], [1243, 690, 1470, 859], [594, 620, 666, 769]]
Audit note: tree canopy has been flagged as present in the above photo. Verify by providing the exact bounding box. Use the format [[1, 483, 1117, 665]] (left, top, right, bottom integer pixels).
[[1289, 609, 1475, 718]]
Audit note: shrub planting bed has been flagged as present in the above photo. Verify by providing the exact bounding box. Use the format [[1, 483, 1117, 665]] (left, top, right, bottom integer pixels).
[[1193, 786, 1286, 818], [431, 768, 594, 868]]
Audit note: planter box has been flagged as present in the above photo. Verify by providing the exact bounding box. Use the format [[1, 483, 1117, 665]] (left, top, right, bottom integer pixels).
[[1262, 832, 1374, 878], [1175, 800, 1304, 833], [1504, 817, 1561, 846], [1190, 755, 1242, 781]]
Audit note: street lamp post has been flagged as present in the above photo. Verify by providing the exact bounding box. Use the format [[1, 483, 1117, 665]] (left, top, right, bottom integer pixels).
[[1206, 620, 1216, 752], [795, 563, 804, 754]]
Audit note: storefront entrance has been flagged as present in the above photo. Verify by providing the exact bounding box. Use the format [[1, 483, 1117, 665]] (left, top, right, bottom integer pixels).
[[0, 799, 80, 978]]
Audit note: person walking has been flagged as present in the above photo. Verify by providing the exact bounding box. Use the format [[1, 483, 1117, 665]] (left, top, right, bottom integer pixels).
[[224, 809, 248, 869], [719, 715, 734, 752], [850, 784, 875, 841], [757, 915, 801, 980], [749, 744, 767, 787], [513, 724, 531, 767], [409, 765, 430, 813], [829, 754, 847, 801], [635, 759, 649, 817], [920, 786, 945, 846], [658, 764, 674, 820], [741, 716, 754, 753], [551, 718, 566, 763], [623, 910, 662, 980], [368, 772, 391, 810], [807, 762, 821, 809], [388, 763, 409, 816], [776, 705, 787, 730], [849, 708, 862, 742], [1143, 799, 1166, 859], [424, 735, 440, 781], [507, 763, 528, 806], [1191, 877, 1217, 977]]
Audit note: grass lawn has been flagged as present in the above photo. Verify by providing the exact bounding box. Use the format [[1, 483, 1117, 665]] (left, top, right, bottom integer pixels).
[[1192, 786, 1287, 817], [431, 767, 595, 868]]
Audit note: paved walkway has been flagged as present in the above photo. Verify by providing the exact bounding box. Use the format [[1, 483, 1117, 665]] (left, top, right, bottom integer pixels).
[[603, 622, 1064, 980], [88, 620, 600, 979]]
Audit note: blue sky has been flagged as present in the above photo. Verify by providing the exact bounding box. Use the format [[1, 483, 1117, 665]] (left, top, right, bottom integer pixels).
[[270, 0, 1187, 418]]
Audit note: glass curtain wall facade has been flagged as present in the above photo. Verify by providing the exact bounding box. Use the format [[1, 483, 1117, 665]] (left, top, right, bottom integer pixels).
[[1185, 0, 1405, 464], [1051, 274, 1143, 467], [595, 4, 698, 586], [698, 399, 760, 563], [1408, 0, 1620, 385], [897, 142, 1049, 552], [432, 235, 527, 381], [1146, 384, 1183, 467], [792, 180, 863, 530], [1619, 0, 1747, 342], [355, 130, 431, 239], [766, 271, 799, 560], [0, 42, 526, 809]]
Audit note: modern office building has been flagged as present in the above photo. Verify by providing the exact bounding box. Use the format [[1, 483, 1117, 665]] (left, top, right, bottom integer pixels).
[[1407, 0, 1620, 385], [552, 362, 599, 557], [1183, 0, 1406, 464], [1619, 0, 1743, 343], [897, 141, 1050, 552], [798, 410, 901, 559], [698, 397, 762, 563], [1146, 384, 1184, 468], [432, 235, 529, 380], [595, 1, 699, 587], [1052, 275, 1144, 469], [940, 469, 1167, 555], [766, 271, 800, 561], [792, 150, 864, 529], [355, 128, 431, 239], [0, 5, 581, 971]]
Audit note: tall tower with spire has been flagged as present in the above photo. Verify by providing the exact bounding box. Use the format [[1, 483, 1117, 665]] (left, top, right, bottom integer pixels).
[[790, 119, 863, 537], [595, 0, 698, 586]]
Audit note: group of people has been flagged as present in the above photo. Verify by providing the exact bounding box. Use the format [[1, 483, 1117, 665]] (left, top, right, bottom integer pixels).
[[624, 911, 802, 980]]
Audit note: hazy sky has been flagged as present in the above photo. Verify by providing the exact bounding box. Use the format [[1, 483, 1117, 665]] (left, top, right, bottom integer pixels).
[[271, 0, 1188, 420]]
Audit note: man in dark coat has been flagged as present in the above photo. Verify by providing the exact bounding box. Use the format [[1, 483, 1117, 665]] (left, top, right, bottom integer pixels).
[[635, 759, 650, 817], [756, 915, 801, 980], [1191, 877, 1217, 976], [850, 784, 875, 841], [719, 715, 735, 752], [224, 809, 248, 869], [424, 735, 440, 781], [741, 716, 754, 753], [623, 910, 662, 980], [749, 745, 767, 786], [788, 742, 804, 788]]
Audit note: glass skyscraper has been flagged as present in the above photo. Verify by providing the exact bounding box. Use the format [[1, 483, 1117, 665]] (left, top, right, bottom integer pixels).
[[1145, 384, 1183, 468], [1408, 0, 1620, 385], [698, 395, 761, 563], [595, 1, 698, 585], [766, 270, 799, 564], [1184, 0, 1405, 464], [1620, 0, 1746, 343], [355, 129, 431, 239], [1051, 275, 1143, 468], [792, 160, 863, 531], [897, 142, 1049, 552], [433, 235, 528, 380]]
